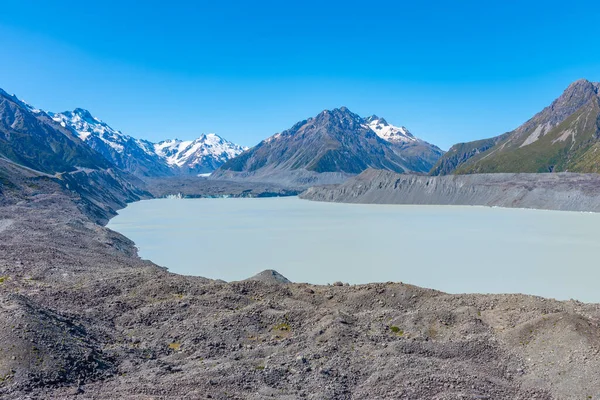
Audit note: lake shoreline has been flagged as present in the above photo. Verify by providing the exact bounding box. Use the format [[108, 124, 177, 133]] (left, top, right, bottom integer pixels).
[[108, 196, 600, 303]]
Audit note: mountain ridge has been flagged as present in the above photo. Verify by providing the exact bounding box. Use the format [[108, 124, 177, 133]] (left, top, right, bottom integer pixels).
[[0, 91, 112, 175], [212, 106, 443, 186], [0, 88, 247, 179], [431, 79, 600, 175], [50, 107, 246, 178]]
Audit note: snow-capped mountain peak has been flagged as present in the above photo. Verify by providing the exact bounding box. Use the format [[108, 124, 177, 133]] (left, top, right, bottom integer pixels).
[[51, 108, 126, 149], [50, 108, 247, 176], [154, 134, 247, 170], [364, 115, 416, 143]]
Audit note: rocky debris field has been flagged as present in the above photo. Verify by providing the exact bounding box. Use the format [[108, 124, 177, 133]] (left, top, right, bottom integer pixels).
[[144, 176, 301, 199], [1, 173, 600, 399]]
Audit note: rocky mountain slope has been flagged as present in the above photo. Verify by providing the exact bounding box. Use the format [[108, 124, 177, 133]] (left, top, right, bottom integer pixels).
[[51, 107, 246, 178], [429, 133, 511, 176], [366, 115, 445, 171], [212, 107, 443, 186], [51, 109, 173, 177], [0, 90, 150, 223], [0, 90, 112, 175], [301, 168, 600, 212], [431, 79, 600, 174]]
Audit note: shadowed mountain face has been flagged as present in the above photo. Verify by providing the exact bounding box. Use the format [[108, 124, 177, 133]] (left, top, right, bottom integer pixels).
[[0, 90, 112, 175], [212, 107, 443, 184], [431, 79, 600, 175], [0, 91, 149, 223]]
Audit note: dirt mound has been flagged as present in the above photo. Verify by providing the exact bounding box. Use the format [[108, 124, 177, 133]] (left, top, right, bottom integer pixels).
[[245, 269, 292, 284]]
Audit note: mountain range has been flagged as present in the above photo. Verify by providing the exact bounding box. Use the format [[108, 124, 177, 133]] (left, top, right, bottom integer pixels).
[[49, 108, 247, 177], [0, 90, 113, 175], [4, 79, 599, 190], [431, 79, 600, 175], [153, 135, 247, 175], [0, 87, 445, 191], [212, 107, 443, 185], [0, 91, 246, 179]]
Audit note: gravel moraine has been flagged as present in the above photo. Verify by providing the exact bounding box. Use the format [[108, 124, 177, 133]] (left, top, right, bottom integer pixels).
[[1, 173, 600, 399]]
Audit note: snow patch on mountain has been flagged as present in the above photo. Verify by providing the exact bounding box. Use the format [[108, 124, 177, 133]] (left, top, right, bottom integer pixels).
[[365, 116, 416, 143]]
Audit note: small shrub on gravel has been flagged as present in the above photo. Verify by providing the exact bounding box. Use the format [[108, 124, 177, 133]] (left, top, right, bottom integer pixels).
[[168, 342, 181, 351], [273, 322, 291, 332], [390, 326, 404, 335]]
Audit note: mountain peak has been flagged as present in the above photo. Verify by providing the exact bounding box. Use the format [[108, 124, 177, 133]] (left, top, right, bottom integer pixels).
[[72, 107, 94, 117], [560, 78, 599, 100], [245, 269, 291, 284], [365, 115, 388, 125], [540, 79, 600, 126], [366, 115, 415, 143], [66, 108, 104, 125], [432, 78, 600, 175], [215, 106, 444, 182], [567, 78, 593, 87], [153, 133, 246, 171], [318, 106, 356, 115], [314, 107, 364, 128]]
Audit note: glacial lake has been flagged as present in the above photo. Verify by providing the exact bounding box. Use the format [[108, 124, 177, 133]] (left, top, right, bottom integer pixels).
[[107, 196, 600, 303]]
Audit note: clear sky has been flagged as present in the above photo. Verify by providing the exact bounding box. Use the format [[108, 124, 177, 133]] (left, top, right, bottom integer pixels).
[[1, 1, 599, 150]]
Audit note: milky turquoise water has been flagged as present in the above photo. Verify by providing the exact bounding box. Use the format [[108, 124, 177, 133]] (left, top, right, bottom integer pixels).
[[107, 196, 600, 303]]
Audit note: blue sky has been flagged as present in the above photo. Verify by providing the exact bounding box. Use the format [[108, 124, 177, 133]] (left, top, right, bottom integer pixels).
[[1, 1, 599, 150]]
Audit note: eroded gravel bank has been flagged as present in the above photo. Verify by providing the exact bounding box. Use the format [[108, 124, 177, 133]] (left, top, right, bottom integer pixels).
[[300, 169, 600, 212]]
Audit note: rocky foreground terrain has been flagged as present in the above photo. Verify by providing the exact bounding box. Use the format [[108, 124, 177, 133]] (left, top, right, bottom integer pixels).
[[301, 169, 600, 212], [0, 167, 600, 399]]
